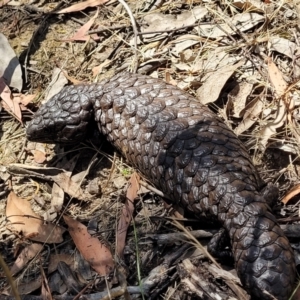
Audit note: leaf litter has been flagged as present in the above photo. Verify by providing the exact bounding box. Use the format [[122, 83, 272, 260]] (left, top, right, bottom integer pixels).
[[1, 0, 300, 299]]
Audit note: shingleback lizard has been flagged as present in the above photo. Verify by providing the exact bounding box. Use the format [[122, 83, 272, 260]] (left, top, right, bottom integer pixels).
[[26, 72, 296, 300]]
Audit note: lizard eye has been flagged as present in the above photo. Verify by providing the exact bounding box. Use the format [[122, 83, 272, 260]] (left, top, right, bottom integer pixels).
[[42, 127, 52, 135]]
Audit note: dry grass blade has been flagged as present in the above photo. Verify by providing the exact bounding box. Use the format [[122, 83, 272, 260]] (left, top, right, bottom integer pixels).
[[116, 172, 140, 258], [0, 254, 21, 300], [172, 219, 220, 269], [172, 219, 248, 300]]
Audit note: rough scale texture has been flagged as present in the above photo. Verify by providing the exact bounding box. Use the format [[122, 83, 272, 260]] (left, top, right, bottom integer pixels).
[[26, 72, 295, 299]]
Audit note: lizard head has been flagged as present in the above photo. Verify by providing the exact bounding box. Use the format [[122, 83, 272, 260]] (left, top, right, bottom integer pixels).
[[26, 85, 94, 144]]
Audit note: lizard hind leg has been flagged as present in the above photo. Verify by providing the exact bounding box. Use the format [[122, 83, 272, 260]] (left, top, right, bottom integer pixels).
[[207, 228, 233, 262], [261, 182, 279, 208]]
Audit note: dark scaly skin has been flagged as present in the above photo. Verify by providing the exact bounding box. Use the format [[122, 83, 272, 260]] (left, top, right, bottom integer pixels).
[[26, 72, 295, 299]]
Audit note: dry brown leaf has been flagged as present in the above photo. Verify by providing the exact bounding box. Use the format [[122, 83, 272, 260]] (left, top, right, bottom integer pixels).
[[258, 98, 286, 150], [113, 176, 127, 189], [170, 35, 202, 56], [202, 49, 238, 72], [126, 173, 140, 202], [8, 164, 87, 201], [282, 184, 300, 204], [51, 153, 81, 210], [62, 10, 99, 42], [48, 253, 73, 273], [116, 172, 140, 258], [232, 0, 264, 12], [197, 60, 244, 105], [13, 93, 36, 107], [165, 71, 178, 86], [0, 0, 11, 8], [228, 82, 253, 118], [40, 260, 52, 300], [141, 6, 208, 43], [32, 143, 46, 164], [267, 57, 288, 97], [51, 183, 64, 212], [234, 96, 264, 136], [199, 13, 264, 38], [10, 243, 43, 276], [0, 77, 22, 123], [63, 215, 114, 276], [71, 170, 86, 184], [257, 58, 288, 149], [269, 37, 300, 60], [0, 33, 23, 91], [6, 191, 65, 243], [57, 0, 109, 14], [16, 275, 43, 295], [61, 70, 83, 85], [33, 149, 47, 164], [54, 172, 86, 199], [44, 68, 68, 103], [92, 59, 111, 77], [41, 276, 52, 300], [0, 76, 12, 102]]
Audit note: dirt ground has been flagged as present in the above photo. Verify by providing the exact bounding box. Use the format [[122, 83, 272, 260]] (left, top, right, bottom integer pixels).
[[1, 0, 300, 299]]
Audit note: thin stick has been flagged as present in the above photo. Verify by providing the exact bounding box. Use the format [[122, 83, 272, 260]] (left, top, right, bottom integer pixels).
[[117, 0, 139, 73], [0, 254, 21, 300]]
